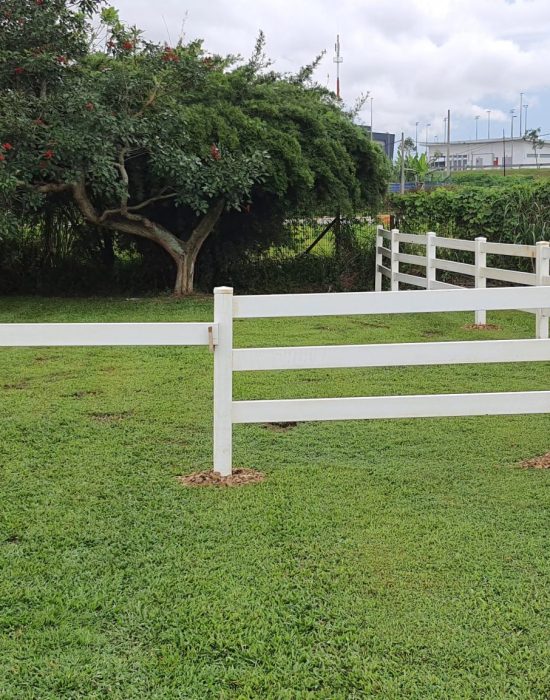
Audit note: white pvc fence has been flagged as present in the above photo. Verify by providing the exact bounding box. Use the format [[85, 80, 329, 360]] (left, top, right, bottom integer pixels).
[[374, 227, 550, 338], [215, 285, 550, 475], [2, 286, 550, 477]]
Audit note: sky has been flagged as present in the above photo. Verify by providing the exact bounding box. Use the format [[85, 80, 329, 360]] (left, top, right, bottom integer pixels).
[[113, 0, 550, 146]]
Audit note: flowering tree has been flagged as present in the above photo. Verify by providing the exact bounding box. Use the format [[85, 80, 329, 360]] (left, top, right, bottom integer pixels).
[[0, 1, 389, 294]]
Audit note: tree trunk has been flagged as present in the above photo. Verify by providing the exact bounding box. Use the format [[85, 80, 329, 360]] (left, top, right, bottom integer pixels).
[[173, 253, 195, 296], [172, 199, 225, 295]]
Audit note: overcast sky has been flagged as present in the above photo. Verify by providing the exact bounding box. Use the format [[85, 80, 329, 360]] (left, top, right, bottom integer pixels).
[[114, 0, 550, 145]]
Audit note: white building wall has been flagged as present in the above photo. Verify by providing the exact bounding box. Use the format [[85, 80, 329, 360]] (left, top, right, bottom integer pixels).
[[426, 138, 550, 170]]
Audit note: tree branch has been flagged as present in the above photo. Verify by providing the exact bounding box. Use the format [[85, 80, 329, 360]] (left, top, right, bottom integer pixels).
[[186, 199, 225, 256], [115, 147, 129, 214], [98, 190, 177, 222], [32, 182, 73, 195]]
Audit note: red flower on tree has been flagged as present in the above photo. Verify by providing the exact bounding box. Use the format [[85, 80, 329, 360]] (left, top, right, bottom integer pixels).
[[14, 67, 25, 75], [35, 0, 44, 5], [162, 47, 179, 63], [56, 55, 68, 64], [42, 150, 55, 160], [122, 41, 134, 51], [0, 155, 5, 162], [2, 143, 13, 151], [210, 144, 221, 161]]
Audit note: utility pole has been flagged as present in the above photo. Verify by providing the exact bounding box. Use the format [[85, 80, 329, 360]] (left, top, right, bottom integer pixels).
[[400, 132, 405, 194], [415, 121, 419, 151], [333, 35, 343, 99], [446, 109, 451, 176], [370, 97, 373, 140], [475, 115, 479, 140], [487, 110, 491, 139], [524, 104, 529, 133]]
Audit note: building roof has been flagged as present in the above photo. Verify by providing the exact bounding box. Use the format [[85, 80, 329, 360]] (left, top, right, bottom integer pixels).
[[424, 137, 545, 147]]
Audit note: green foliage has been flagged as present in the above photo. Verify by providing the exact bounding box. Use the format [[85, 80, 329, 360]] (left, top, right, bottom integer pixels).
[[0, 1, 390, 294], [524, 128, 545, 168], [394, 152, 430, 183], [1, 297, 549, 697], [391, 181, 550, 245]]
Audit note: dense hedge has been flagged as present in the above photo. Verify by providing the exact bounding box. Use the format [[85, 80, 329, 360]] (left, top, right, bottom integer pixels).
[[391, 181, 550, 245], [0, 223, 377, 296]]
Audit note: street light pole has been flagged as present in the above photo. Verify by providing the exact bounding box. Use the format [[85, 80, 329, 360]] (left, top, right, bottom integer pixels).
[[524, 104, 529, 134], [510, 110, 517, 166], [487, 110, 491, 139], [415, 121, 419, 151], [519, 92, 524, 135], [475, 115, 479, 140], [446, 109, 451, 176], [425, 123, 431, 156]]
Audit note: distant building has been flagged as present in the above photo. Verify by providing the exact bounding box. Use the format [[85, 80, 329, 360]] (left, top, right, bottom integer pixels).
[[361, 127, 395, 160], [426, 137, 550, 171]]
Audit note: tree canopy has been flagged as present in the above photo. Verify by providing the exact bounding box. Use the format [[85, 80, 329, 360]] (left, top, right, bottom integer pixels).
[[0, 0, 390, 294]]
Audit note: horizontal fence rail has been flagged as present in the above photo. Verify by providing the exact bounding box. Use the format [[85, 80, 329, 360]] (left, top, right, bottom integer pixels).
[[375, 227, 550, 337], [233, 338, 550, 371], [233, 286, 550, 319], [232, 392, 550, 424], [0, 322, 217, 347]]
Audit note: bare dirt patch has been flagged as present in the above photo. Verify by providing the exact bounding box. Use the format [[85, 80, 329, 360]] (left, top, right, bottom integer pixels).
[[264, 421, 298, 432], [89, 411, 132, 424], [66, 390, 100, 399], [463, 323, 502, 331], [3, 380, 29, 390], [520, 453, 550, 469], [178, 468, 265, 487]]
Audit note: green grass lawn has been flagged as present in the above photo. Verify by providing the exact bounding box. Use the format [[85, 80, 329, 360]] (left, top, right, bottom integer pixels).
[[1, 295, 549, 699]]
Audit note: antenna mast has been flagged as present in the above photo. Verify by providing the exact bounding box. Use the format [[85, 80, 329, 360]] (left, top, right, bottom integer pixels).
[[334, 35, 343, 99]]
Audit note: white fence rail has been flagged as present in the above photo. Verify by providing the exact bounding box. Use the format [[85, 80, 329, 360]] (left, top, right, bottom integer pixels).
[[375, 227, 550, 338], [3, 287, 550, 477], [214, 285, 550, 475], [0, 323, 217, 347]]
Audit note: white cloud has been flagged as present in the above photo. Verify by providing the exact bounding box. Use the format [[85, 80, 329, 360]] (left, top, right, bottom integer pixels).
[[113, 0, 550, 137]]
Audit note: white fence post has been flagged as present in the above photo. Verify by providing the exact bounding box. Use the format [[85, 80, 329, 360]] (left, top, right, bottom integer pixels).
[[390, 228, 399, 291], [213, 286, 234, 476], [535, 242, 550, 339], [426, 232, 436, 290], [375, 225, 383, 292], [475, 236, 487, 325]]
